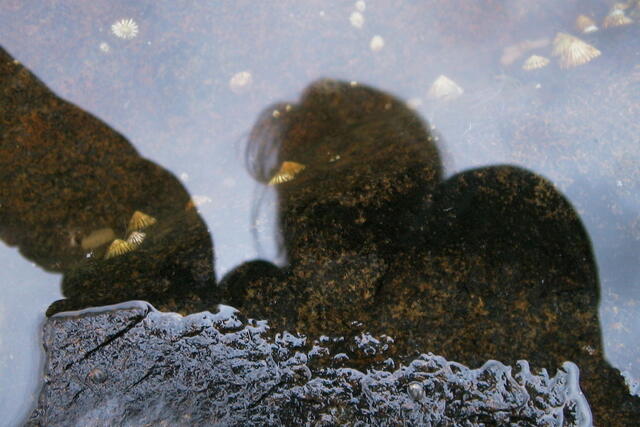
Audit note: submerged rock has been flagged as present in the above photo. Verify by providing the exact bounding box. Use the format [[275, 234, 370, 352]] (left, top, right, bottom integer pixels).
[[29, 302, 592, 426]]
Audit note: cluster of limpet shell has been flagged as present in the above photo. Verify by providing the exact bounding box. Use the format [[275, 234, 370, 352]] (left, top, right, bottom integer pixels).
[[515, 31, 600, 71], [104, 211, 156, 259], [426, 3, 636, 105], [514, 2, 637, 72]]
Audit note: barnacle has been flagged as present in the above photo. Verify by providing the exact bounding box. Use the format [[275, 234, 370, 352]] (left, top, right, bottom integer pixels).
[[603, 8, 633, 28], [369, 35, 385, 52], [350, 11, 364, 29], [111, 18, 139, 40], [229, 71, 252, 93], [104, 239, 135, 259], [126, 231, 146, 247], [127, 211, 157, 233], [575, 15, 598, 33], [268, 161, 306, 185], [522, 55, 550, 71], [551, 33, 601, 69], [427, 75, 464, 101]]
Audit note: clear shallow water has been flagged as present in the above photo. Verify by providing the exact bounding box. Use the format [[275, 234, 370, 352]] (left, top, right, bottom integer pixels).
[[1, 0, 639, 423]]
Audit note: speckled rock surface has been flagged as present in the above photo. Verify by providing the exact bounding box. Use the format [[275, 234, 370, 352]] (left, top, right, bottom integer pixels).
[[28, 302, 592, 426], [0, 45, 216, 314], [220, 80, 640, 425], [2, 6, 640, 424]]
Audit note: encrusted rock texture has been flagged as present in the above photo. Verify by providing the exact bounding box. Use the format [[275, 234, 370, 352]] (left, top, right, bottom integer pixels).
[[28, 302, 592, 426]]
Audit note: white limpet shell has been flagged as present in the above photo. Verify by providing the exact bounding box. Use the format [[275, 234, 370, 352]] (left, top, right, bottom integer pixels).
[[522, 55, 550, 71], [126, 231, 146, 247], [551, 33, 601, 69], [575, 15, 598, 33], [427, 75, 464, 101]]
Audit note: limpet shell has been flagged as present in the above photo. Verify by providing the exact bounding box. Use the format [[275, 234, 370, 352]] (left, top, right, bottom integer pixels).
[[268, 161, 306, 185], [427, 75, 464, 101], [127, 210, 157, 233]]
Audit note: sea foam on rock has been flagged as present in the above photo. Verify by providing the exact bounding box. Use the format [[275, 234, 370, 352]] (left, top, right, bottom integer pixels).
[[28, 302, 591, 426]]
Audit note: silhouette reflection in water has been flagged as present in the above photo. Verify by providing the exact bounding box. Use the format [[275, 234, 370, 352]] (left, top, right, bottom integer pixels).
[[2, 42, 638, 423], [220, 79, 640, 424], [0, 46, 215, 315]]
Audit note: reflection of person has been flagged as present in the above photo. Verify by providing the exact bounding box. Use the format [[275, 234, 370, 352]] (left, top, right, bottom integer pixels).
[[221, 79, 639, 424], [0, 46, 216, 315]]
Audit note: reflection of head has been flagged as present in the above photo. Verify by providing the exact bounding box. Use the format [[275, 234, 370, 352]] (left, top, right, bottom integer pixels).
[[246, 79, 442, 259]]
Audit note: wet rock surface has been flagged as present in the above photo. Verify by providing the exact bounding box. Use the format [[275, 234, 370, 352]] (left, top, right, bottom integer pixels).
[[0, 45, 216, 316], [29, 302, 592, 426], [220, 80, 640, 425], [2, 6, 640, 424]]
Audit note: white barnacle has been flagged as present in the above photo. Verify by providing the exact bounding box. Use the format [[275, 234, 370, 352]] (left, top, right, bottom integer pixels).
[[355, 0, 366, 12], [350, 11, 364, 29], [427, 75, 464, 101], [369, 35, 385, 52], [229, 71, 253, 93], [111, 18, 139, 40]]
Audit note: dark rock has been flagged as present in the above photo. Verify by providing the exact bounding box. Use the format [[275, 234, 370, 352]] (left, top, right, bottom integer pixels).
[[0, 45, 216, 315], [221, 79, 640, 425], [28, 302, 593, 426]]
